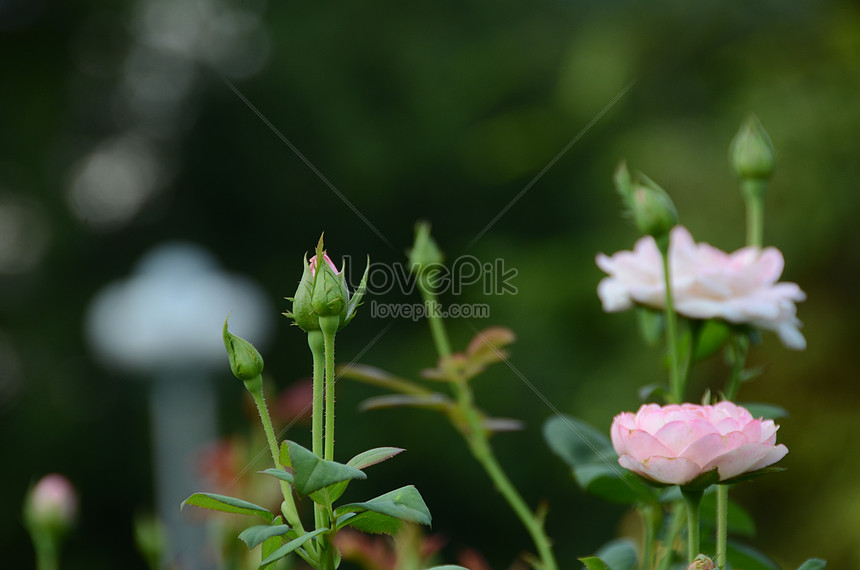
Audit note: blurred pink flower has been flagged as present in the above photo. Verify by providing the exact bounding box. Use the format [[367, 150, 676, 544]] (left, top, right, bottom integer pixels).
[[610, 402, 787, 486], [27, 473, 78, 527], [309, 252, 339, 276], [596, 225, 806, 349]]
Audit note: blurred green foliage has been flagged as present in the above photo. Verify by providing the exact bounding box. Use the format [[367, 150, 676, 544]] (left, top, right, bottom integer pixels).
[[2, 0, 859, 567]]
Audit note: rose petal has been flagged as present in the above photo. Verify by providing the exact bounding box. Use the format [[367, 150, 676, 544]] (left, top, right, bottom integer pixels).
[[635, 455, 703, 486], [680, 431, 748, 468]]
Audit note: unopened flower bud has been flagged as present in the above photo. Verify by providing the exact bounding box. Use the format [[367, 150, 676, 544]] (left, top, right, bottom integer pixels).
[[223, 319, 264, 381], [408, 222, 444, 274], [687, 554, 716, 570], [310, 255, 349, 318], [285, 234, 368, 333], [730, 114, 775, 180], [614, 162, 678, 240], [24, 474, 78, 536]]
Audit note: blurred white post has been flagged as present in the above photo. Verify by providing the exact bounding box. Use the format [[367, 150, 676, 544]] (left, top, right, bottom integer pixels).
[[86, 242, 272, 570]]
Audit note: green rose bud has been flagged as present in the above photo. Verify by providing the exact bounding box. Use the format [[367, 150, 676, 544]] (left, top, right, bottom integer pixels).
[[408, 221, 444, 274], [730, 114, 775, 180], [222, 318, 264, 381], [614, 162, 678, 240], [285, 234, 369, 333]]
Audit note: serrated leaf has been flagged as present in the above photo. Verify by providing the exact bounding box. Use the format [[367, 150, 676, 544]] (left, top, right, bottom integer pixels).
[[238, 525, 290, 550], [578, 557, 611, 570], [335, 510, 403, 535], [181, 493, 273, 522], [335, 485, 431, 526], [797, 558, 827, 570], [283, 441, 366, 496], [259, 528, 328, 567], [347, 447, 406, 469]]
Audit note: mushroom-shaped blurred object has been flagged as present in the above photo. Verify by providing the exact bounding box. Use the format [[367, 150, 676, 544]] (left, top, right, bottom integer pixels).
[[86, 242, 272, 570]]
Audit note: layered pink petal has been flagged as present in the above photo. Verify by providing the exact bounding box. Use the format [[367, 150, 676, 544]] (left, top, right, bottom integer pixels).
[[596, 225, 806, 349]]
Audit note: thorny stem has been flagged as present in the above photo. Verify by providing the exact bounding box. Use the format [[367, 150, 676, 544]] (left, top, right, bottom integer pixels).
[[417, 276, 558, 570]]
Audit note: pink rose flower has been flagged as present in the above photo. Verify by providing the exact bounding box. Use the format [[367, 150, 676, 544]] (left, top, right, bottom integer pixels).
[[309, 252, 339, 276], [596, 225, 806, 349], [610, 402, 788, 486]]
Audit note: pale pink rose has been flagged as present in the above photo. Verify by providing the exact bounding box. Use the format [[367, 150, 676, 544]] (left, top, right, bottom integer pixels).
[[610, 402, 787, 486], [28, 473, 78, 526], [309, 253, 339, 276], [596, 225, 806, 349]]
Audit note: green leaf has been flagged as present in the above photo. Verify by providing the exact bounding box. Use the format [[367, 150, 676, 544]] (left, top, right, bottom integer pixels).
[[335, 485, 432, 526], [725, 539, 779, 570], [259, 468, 294, 484], [693, 320, 732, 360], [181, 493, 273, 522], [721, 466, 786, 486], [359, 393, 452, 412], [741, 402, 790, 420], [797, 559, 827, 570], [259, 528, 328, 567], [594, 538, 637, 570], [572, 464, 655, 504], [238, 525, 290, 550], [544, 414, 656, 504], [260, 532, 285, 570], [284, 441, 366, 496], [578, 557, 610, 570], [635, 306, 663, 347], [544, 414, 613, 467], [335, 511, 403, 535], [347, 447, 406, 469]]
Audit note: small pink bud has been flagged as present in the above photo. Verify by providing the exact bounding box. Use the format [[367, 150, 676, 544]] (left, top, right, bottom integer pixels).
[[309, 253, 339, 276], [26, 473, 78, 529], [687, 554, 716, 569]]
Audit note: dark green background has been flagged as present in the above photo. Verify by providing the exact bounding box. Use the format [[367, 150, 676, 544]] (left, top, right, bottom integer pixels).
[[2, 0, 859, 567]]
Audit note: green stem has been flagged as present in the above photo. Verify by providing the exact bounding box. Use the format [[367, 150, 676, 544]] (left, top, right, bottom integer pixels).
[[319, 316, 340, 462], [715, 485, 728, 569], [308, 331, 327, 533], [656, 502, 686, 570], [657, 236, 683, 403], [32, 532, 59, 570], [416, 279, 558, 570], [741, 178, 767, 248], [681, 488, 704, 564], [245, 377, 305, 536], [640, 503, 661, 570]]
